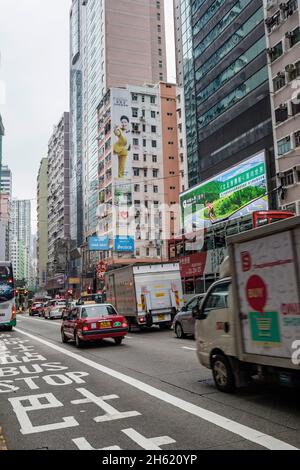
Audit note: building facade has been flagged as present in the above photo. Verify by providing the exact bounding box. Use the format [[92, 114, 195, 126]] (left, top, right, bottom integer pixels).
[[47, 113, 70, 286], [175, 0, 276, 205], [70, 0, 168, 249], [0, 114, 4, 178], [9, 199, 31, 283], [264, 0, 300, 213], [37, 158, 48, 289], [87, 82, 183, 285]]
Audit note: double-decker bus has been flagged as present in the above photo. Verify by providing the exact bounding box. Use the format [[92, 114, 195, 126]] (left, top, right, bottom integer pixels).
[[169, 211, 295, 299], [0, 262, 16, 331]]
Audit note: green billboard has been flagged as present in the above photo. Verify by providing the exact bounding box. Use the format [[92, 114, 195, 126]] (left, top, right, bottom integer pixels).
[[180, 152, 268, 231]]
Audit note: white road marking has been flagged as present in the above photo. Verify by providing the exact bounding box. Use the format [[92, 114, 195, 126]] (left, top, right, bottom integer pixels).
[[15, 328, 298, 450], [72, 437, 121, 450], [122, 428, 175, 450], [182, 347, 196, 351]]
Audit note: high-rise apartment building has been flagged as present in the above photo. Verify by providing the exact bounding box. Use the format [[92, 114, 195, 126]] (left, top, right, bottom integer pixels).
[[91, 82, 182, 284], [174, 0, 276, 202], [37, 158, 48, 289], [47, 113, 70, 283], [9, 199, 31, 283], [1, 164, 12, 195], [0, 114, 4, 179], [70, 0, 168, 247], [264, 0, 300, 213]]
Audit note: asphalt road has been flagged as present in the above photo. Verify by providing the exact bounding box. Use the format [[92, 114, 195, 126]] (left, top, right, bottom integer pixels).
[[0, 313, 300, 450]]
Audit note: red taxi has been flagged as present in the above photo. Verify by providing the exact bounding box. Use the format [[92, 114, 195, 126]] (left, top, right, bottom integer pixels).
[[29, 302, 45, 317], [61, 304, 128, 348]]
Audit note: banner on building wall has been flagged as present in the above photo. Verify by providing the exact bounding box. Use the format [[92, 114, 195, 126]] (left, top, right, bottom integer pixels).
[[111, 88, 134, 251], [180, 151, 268, 233]]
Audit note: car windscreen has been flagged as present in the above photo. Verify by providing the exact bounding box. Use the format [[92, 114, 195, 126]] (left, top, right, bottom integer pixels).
[[81, 305, 117, 318], [33, 303, 43, 308]]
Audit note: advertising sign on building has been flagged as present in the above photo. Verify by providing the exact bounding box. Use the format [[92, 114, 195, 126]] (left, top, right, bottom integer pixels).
[[111, 88, 134, 251], [234, 230, 300, 358], [88, 236, 110, 251], [180, 152, 268, 233]]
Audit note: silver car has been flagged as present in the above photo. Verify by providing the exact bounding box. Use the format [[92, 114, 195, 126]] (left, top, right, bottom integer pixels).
[[45, 301, 67, 320], [173, 294, 204, 339]]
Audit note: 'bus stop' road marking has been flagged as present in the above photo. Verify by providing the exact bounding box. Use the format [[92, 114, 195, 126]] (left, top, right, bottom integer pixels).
[[14, 327, 298, 451]]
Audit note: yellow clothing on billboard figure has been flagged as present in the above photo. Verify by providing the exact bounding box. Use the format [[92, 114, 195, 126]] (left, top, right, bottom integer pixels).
[[113, 116, 130, 179]]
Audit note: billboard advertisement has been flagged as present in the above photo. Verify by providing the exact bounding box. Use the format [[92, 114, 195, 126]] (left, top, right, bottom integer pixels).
[[111, 88, 132, 205], [180, 151, 268, 232], [111, 88, 134, 251], [114, 236, 135, 253], [88, 236, 110, 251]]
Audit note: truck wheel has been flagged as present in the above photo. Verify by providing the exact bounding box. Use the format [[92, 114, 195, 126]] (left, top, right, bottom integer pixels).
[[175, 322, 185, 338], [212, 354, 235, 393]]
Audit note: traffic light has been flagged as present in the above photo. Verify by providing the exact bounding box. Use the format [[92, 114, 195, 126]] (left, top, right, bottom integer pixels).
[[87, 286, 92, 294]]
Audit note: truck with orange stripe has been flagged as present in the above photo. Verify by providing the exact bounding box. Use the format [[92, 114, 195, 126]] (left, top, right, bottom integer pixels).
[[105, 263, 183, 331]]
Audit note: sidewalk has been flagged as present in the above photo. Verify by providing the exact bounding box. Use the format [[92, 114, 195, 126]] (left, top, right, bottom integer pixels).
[[0, 427, 7, 450]]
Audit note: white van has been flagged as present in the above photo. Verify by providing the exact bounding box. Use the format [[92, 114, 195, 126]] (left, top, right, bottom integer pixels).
[[195, 216, 300, 392]]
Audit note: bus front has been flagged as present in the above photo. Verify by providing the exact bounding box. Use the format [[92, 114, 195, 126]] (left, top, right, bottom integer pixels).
[[0, 263, 16, 331]]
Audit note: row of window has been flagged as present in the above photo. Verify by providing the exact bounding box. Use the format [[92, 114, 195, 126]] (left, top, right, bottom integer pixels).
[[279, 167, 300, 188], [194, 0, 252, 59], [275, 100, 300, 125], [133, 138, 158, 148], [273, 60, 300, 92], [132, 95, 157, 104], [198, 67, 268, 129], [195, 7, 263, 81], [277, 130, 300, 155], [266, 0, 298, 34], [132, 123, 157, 133], [193, 0, 226, 39], [197, 36, 266, 105], [269, 27, 300, 63]]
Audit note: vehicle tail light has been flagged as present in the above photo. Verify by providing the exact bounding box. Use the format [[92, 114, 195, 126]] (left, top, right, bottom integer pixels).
[[11, 304, 16, 320], [139, 317, 145, 324], [82, 324, 89, 332], [122, 322, 128, 328]]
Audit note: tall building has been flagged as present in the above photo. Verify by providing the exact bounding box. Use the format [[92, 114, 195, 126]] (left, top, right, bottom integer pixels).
[[0, 114, 4, 179], [0, 164, 12, 195], [9, 199, 31, 283], [84, 82, 182, 288], [70, 0, 168, 247], [264, 0, 300, 213], [37, 158, 48, 289], [174, 0, 276, 202], [47, 113, 70, 286]]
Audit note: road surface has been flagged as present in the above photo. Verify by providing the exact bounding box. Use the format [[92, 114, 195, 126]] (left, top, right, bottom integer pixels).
[[0, 314, 299, 450]]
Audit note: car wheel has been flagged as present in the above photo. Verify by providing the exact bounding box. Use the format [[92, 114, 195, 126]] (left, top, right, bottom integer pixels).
[[211, 354, 236, 393], [175, 322, 185, 339], [114, 337, 123, 345], [75, 332, 83, 348], [6, 326, 13, 332], [61, 329, 68, 344]]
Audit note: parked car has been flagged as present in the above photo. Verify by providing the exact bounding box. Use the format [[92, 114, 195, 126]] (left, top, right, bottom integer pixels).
[[61, 303, 128, 348], [29, 302, 45, 317], [44, 300, 67, 320], [173, 294, 205, 339]]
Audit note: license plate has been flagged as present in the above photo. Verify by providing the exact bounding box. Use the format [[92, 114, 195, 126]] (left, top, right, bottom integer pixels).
[[100, 321, 111, 328], [91, 323, 97, 329], [158, 314, 165, 321]]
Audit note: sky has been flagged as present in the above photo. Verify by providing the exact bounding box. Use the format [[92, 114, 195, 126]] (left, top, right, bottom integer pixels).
[[0, 0, 176, 230]]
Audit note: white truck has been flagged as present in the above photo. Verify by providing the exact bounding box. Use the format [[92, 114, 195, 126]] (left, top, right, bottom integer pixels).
[[195, 215, 300, 392], [105, 263, 184, 330]]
